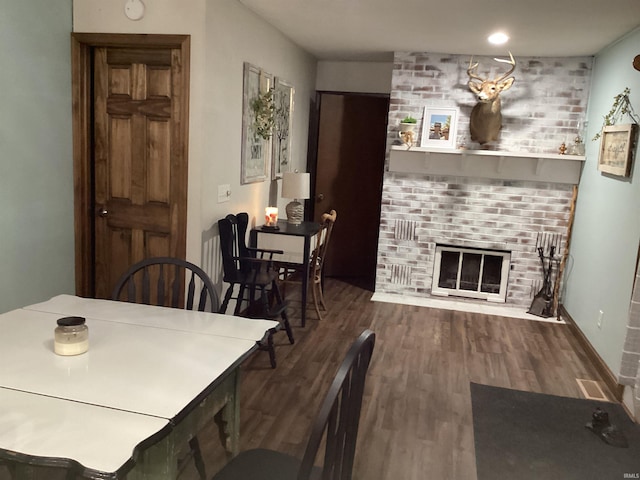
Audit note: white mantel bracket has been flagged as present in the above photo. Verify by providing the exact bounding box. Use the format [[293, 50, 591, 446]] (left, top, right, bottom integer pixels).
[[389, 146, 585, 184]]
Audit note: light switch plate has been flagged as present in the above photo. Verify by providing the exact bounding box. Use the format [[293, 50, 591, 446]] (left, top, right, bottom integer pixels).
[[218, 184, 231, 203]]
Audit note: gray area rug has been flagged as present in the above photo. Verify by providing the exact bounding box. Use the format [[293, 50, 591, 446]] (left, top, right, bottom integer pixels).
[[471, 382, 640, 480]]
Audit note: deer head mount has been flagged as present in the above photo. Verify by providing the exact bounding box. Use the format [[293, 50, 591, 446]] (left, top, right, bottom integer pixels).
[[467, 52, 516, 145]]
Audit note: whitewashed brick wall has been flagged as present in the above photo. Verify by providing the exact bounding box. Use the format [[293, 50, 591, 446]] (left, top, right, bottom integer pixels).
[[376, 53, 592, 308], [389, 52, 592, 153]]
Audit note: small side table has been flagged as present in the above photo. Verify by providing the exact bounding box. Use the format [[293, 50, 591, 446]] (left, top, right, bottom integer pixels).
[[250, 220, 321, 327]]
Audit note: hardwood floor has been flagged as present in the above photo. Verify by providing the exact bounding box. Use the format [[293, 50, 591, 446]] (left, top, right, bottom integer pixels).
[[0, 278, 609, 480], [193, 278, 611, 480]]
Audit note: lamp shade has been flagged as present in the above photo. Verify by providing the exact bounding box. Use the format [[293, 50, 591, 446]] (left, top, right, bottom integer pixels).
[[281, 172, 310, 199]]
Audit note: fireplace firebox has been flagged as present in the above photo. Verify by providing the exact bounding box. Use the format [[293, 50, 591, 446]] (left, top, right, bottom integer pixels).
[[431, 245, 511, 302]]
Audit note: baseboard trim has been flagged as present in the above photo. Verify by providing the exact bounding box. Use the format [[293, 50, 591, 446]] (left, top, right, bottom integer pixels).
[[559, 304, 624, 402]]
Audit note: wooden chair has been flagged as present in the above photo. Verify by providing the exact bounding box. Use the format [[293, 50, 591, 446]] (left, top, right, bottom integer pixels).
[[218, 212, 294, 368], [210, 329, 376, 480], [111, 256, 218, 480], [111, 256, 219, 313], [281, 209, 337, 320]]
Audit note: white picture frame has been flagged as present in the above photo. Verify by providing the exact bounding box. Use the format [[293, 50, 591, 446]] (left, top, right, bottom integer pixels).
[[241, 62, 271, 184], [421, 107, 458, 150], [271, 77, 294, 180]]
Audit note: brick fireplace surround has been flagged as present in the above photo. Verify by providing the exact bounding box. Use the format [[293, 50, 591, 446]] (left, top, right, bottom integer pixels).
[[374, 52, 592, 312], [376, 174, 574, 308]]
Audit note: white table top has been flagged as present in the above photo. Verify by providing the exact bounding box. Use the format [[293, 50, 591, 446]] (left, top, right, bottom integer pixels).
[[25, 294, 279, 341], [0, 386, 168, 473], [0, 295, 279, 475], [0, 307, 256, 418]]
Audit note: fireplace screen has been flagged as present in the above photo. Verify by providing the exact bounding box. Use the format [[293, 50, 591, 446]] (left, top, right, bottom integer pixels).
[[432, 245, 510, 302]]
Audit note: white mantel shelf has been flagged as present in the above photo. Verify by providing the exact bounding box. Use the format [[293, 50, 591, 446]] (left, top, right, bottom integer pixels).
[[389, 146, 585, 184]]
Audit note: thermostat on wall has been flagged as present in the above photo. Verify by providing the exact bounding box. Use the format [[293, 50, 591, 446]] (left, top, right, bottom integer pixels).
[[124, 0, 145, 21]]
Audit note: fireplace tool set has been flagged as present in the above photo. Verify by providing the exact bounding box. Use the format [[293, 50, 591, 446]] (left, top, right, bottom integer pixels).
[[528, 233, 562, 318]]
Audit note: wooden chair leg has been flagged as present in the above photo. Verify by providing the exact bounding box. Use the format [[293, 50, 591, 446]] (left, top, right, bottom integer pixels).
[[265, 330, 276, 368], [279, 268, 288, 299], [234, 285, 246, 315], [272, 281, 294, 344], [317, 278, 327, 311], [281, 310, 294, 345], [311, 279, 323, 321]]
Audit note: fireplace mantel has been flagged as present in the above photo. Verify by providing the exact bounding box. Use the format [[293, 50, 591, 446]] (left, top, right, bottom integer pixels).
[[389, 146, 585, 184]]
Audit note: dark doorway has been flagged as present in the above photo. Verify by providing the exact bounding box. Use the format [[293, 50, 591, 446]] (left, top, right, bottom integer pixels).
[[310, 92, 389, 291]]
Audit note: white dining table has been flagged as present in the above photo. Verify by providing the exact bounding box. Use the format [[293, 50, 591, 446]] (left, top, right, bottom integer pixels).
[[0, 295, 279, 479]]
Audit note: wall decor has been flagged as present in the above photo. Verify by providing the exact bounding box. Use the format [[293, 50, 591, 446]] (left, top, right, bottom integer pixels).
[[592, 88, 639, 141], [421, 107, 458, 149], [598, 124, 638, 177], [271, 78, 294, 180], [466, 52, 516, 145], [241, 62, 272, 184]]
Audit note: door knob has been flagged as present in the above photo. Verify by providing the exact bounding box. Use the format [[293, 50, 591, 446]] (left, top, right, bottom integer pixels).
[[98, 208, 108, 217], [317, 193, 324, 202]]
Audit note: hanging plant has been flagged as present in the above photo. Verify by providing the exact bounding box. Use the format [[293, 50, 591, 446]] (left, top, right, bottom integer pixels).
[[592, 88, 640, 140], [250, 88, 276, 140]]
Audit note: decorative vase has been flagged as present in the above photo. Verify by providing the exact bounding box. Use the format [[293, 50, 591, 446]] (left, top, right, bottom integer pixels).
[[399, 122, 416, 133], [399, 122, 416, 147]]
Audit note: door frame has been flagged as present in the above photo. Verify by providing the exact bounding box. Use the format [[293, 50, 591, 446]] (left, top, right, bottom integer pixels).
[[71, 33, 191, 297]]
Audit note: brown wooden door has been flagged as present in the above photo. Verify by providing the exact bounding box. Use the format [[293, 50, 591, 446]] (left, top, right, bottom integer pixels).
[[312, 93, 388, 290], [91, 43, 188, 298]]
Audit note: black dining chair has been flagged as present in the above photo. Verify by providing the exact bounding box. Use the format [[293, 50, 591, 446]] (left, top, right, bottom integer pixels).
[[111, 256, 218, 480], [218, 212, 294, 368], [112, 256, 219, 313], [210, 329, 376, 480]]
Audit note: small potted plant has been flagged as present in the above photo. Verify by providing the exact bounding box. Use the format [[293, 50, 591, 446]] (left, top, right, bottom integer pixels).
[[400, 115, 417, 133]]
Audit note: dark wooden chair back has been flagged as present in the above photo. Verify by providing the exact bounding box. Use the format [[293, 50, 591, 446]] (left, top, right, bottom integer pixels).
[[218, 212, 253, 280], [210, 330, 375, 479], [111, 256, 219, 313], [298, 329, 375, 480]]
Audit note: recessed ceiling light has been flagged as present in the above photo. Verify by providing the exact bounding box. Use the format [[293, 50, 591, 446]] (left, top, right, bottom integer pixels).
[[488, 32, 509, 45]]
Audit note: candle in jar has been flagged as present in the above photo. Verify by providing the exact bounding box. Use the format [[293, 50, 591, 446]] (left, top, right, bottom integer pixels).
[[265, 207, 278, 226], [54, 316, 89, 356]]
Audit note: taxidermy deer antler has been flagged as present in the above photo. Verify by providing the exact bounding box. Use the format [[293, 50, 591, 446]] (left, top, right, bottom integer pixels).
[[467, 52, 516, 145]]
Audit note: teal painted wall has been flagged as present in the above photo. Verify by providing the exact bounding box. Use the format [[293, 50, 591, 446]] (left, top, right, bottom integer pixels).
[[563, 27, 640, 375], [0, 1, 75, 312]]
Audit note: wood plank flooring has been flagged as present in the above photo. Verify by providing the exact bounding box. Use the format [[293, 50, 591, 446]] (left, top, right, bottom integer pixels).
[[193, 278, 612, 480], [0, 278, 610, 480]]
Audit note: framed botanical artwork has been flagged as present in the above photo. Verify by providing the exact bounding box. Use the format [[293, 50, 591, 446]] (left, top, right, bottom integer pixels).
[[420, 107, 458, 149], [271, 78, 294, 180], [598, 124, 638, 177], [241, 62, 272, 184]]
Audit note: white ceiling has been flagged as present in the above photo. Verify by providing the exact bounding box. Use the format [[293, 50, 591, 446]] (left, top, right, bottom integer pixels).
[[239, 0, 640, 61]]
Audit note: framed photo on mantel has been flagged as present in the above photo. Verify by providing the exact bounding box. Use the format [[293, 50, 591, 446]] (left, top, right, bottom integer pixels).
[[597, 123, 638, 177], [421, 107, 458, 150]]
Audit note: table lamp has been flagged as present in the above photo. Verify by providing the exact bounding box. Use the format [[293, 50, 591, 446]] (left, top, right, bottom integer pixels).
[[281, 172, 310, 225]]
